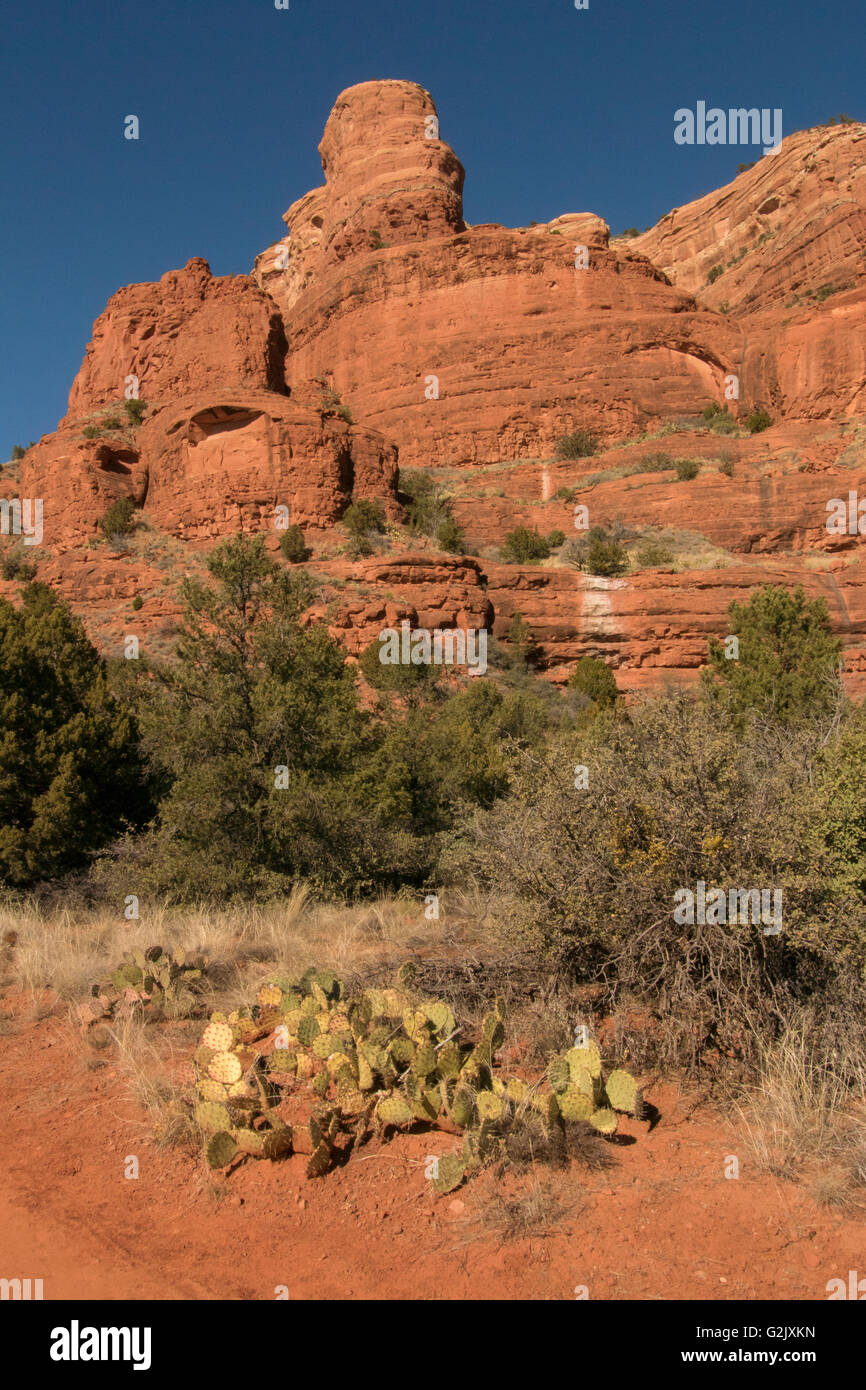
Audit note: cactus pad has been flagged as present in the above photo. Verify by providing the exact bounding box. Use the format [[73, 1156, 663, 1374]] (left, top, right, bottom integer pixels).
[[377, 1094, 413, 1127], [202, 1021, 235, 1053], [196, 1101, 232, 1132], [589, 1107, 617, 1135], [206, 1131, 239, 1168], [476, 1091, 504, 1123], [198, 1078, 228, 1103], [208, 1050, 243, 1085], [557, 1088, 594, 1123], [604, 1069, 641, 1115], [432, 1153, 465, 1195], [566, 1041, 602, 1080]]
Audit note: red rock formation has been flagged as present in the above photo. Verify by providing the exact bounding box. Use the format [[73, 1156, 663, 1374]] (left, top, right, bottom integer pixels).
[[633, 124, 866, 420], [13, 84, 866, 699], [634, 125, 866, 313], [64, 259, 288, 421], [254, 80, 743, 468], [25, 392, 398, 547]]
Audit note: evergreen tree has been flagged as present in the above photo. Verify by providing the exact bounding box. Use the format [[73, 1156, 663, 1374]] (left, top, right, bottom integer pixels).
[[704, 584, 843, 724], [0, 584, 149, 885]]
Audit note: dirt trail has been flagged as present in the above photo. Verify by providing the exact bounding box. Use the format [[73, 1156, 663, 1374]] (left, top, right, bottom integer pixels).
[[0, 1004, 860, 1302]]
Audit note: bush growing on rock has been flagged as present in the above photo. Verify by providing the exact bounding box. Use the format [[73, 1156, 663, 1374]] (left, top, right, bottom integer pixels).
[[279, 525, 310, 563], [99, 496, 137, 541], [567, 654, 620, 709], [563, 526, 628, 577], [555, 429, 598, 460], [500, 526, 551, 563], [745, 408, 773, 434]]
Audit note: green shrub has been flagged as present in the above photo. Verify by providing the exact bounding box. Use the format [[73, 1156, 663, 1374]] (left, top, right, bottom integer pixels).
[[562, 526, 628, 577], [279, 525, 310, 563], [358, 635, 437, 694], [620, 227, 640, 238], [0, 551, 37, 582], [99, 496, 137, 540], [342, 499, 386, 539], [586, 533, 627, 575], [555, 429, 598, 460], [702, 402, 724, 421], [82, 425, 102, 439], [707, 265, 724, 285], [124, 398, 147, 425], [319, 382, 353, 423], [640, 452, 674, 472], [745, 409, 773, 434], [436, 516, 464, 554], [704, 584, 842, 726], [718, 456, 735, 477], [567, 654, 619, 708], [448, 692, 866, 1071], [674, 458, 700, 481], [400, 471, 463, 552], [547, 529, 566, 550], [634, 539, 674, 569], [710, 414, 738, 435], [10, 445, 25, 461], [347, 533, 375, 559], [555, 486, 577, 503], [131, 595, 143, 611], [507, 611, 541, 667], [500, 526, 551, 563]]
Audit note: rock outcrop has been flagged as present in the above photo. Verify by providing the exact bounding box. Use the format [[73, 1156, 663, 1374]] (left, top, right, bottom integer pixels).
[[12, 84, 866, 695], [64, 258, 289, 419], [254, 80, 744, 469], [633, 124, 866, 420]]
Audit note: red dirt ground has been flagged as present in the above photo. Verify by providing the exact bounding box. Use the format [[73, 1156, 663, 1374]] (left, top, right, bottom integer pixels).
[[0, 998, 861, 1302]]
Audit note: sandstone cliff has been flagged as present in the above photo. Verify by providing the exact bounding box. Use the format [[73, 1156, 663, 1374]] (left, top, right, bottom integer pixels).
[[11, 83, 866, 693]]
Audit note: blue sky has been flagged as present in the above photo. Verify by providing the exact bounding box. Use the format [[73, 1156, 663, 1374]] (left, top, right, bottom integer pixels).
[[0, 0, 861, 457]]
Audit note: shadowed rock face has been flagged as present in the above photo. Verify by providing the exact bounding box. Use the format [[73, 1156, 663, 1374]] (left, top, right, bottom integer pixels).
[[14, 85, 866, 692]]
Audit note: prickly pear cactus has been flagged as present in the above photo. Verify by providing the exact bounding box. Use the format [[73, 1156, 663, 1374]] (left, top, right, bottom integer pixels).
[[86, 944, 210, 1030], [190, 963, 645, 1190]]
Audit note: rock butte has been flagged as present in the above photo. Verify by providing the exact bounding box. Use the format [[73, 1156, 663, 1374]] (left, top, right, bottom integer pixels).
[[11, 81, 866, 692]]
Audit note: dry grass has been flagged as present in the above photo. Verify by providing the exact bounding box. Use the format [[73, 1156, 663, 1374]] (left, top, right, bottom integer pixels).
[[735, 1013, 866, 1210], [1, 885, 492, 1012], [462, 1171, 579, 1244], [94, 1011, 197, 1150]]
